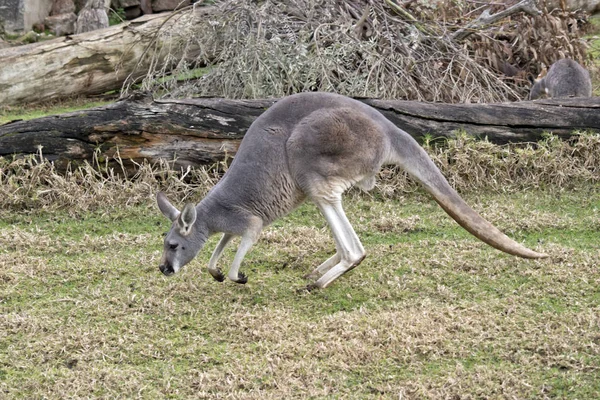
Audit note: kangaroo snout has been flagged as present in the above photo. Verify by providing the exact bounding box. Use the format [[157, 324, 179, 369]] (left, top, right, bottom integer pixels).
[[159, 263, 175, 276]]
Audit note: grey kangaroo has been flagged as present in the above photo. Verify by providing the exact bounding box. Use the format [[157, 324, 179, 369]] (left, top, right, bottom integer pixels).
[[528, 59, 592, 100], [157, 92, 547, 289]]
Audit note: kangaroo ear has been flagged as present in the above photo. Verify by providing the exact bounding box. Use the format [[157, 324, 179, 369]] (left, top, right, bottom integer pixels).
[[535, 66, 547, 81], [178, 203, 197, 235], [157, 192, 180, 222]]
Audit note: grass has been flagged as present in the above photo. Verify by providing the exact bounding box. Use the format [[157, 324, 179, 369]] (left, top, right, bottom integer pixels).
[[0, 133, 599, 398], [0, 97, 114, 125], [0, 189, 598, 399]]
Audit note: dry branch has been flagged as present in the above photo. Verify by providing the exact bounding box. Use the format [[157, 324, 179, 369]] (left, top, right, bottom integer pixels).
[[451, 0, 542, 41], [1, 95, 599, 174], [153, 0, 526, 103]]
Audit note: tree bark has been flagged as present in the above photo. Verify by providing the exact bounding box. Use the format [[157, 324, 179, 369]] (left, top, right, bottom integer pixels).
[[0, 7, 214, 107], [1, 95, 598, 173]]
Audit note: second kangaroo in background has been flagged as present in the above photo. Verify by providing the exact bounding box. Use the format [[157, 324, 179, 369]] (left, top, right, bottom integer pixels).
[[528, 59, 592, 100]]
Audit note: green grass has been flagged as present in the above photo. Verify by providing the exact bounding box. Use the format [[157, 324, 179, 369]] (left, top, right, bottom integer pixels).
[[1, 187, 598, 399], [0, 99, 113, 125]]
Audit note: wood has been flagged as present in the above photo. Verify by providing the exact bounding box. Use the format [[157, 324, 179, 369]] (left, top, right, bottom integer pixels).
[[451, 0, 541, 42], [1, 95, 599, 173], [0, 7, 214, 107]]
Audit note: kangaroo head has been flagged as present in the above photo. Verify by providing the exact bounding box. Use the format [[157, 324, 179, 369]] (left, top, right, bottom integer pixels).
[[156, 192, 207, 276]]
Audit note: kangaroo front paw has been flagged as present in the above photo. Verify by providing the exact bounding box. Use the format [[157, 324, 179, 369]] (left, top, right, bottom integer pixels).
[[209, 268, 226, 282], [305, 282, 320, 292], [233, 272, 248, 284]]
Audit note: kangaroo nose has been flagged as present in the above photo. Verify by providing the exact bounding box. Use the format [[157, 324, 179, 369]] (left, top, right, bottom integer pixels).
[[159, 263, 174, 276]]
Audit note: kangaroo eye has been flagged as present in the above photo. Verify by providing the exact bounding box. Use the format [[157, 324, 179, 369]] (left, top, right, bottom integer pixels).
[[169, 243, 179, 250]]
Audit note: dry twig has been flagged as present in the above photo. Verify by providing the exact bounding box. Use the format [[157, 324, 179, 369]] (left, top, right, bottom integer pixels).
[[451, 0, 542, 41]]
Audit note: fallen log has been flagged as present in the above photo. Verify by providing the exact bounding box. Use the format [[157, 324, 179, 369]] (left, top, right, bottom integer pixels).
[[0, 7, 214, 107], [1, 95, 599, 173]]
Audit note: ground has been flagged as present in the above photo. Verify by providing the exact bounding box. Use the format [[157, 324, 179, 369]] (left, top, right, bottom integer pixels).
[[1, 187, 598, 398]]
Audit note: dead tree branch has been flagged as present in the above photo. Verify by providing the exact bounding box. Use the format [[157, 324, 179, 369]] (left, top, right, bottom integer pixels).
[[1, 95, 598, 174], [451, 0, 541, 42]]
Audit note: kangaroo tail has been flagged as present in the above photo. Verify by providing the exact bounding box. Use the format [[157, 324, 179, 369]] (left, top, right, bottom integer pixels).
[[388, 128, 548, 259]]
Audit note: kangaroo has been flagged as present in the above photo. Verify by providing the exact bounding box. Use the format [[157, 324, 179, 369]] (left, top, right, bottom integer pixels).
[[528, 59, 592, 100], [157, 92, 547, 290]]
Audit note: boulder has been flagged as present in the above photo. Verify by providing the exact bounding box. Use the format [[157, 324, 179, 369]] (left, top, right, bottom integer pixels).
[[140, 0, 152, 14], [113, 0, 140, 8], [75, 0, 109, 34], [44, 13, 77, 36], [151, 0, 190, 12], [125, 6, 142, 19], [51, 0, 76, 15], [0, 0, 53, 33]]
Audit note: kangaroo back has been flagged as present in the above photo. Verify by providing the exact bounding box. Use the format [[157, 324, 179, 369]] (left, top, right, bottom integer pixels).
[[529, 59, 592, 100]]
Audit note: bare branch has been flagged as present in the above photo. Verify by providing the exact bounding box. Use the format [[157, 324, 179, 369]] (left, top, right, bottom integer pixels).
[[451, 0, 541, 42]]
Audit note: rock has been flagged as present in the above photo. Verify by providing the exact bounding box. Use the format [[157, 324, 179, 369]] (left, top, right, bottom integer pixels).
[[140, 0, 152, 14], [51, 0, 76, 15], [0, 0, 25, 32], [44, 13, 77, 36], [124, 6, 142, 19], [113, 0, 140, 8], [76, 0, 109, 34], [151, 0, 190, 12]]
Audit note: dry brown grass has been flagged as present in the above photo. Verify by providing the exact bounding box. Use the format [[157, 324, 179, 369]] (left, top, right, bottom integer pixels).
[[469, 0, 589, 85], [1, 133, 597, 214], [135, 0, 590, 103], [0, 148, 221, 213], [375, 132, 600, 197], [1, 187, 598, 398]]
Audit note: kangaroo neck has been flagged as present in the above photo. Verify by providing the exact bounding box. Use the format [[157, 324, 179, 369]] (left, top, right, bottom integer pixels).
[[196, 188, 255, 236]]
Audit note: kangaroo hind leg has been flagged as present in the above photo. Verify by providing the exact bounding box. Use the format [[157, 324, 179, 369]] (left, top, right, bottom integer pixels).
[[308, 197, 366, 290], [304, 253, 341, 280]]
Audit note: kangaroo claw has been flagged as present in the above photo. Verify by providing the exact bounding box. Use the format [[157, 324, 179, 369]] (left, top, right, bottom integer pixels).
[[210, 269, 226, 282], [235, 272, 248, 284], [305, 283, 319, 292]]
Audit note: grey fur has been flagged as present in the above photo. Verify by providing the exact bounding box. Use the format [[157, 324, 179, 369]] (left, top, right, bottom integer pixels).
[[529, 59, 592, 100], [157, 92, 547, 289]]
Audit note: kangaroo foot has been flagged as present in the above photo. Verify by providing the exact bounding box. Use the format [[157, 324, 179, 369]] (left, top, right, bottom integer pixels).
[[232, 272, 248, 284], [305, 282, 319, 292], [209, 268, 225, 282]]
